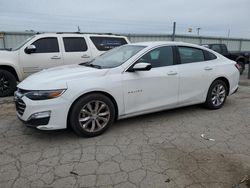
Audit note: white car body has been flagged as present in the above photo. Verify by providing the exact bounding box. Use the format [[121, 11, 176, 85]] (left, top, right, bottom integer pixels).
[[16, 42, 239, 131]]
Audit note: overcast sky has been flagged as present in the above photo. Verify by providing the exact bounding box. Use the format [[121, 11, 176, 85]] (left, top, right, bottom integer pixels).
[[0, 0, 250, 38]]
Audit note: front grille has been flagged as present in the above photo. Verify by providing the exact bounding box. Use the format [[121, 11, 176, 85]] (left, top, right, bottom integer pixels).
[[14, 89, 27, 116], [15, 98, 26, 116]]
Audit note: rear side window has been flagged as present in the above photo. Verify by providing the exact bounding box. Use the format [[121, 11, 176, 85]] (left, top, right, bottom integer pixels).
[[90, 37, 127, 51], [32, 37, 59, 53], [205, 50, 217, 60], [63, 37, 87, 52], [178, 47, 205, 64]]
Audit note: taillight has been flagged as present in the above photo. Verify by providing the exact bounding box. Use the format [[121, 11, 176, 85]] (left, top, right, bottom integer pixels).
[[235, 64, 241, 71]]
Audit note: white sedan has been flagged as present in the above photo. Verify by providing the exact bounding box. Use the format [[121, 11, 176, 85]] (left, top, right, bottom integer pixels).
[[15, 42, 240, 137]]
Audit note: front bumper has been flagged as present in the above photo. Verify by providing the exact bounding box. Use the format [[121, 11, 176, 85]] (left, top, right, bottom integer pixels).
[[17, 115, 50, 128], [232, 86, 239, 94], [15, 93, 70, 130]]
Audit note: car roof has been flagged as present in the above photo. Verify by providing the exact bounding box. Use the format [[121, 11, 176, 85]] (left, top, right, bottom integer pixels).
[[36, 33, 127, 38], [129, 41, 206, 49]]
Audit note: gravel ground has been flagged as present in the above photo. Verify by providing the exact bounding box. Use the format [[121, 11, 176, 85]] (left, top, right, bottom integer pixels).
[[0, 73, 249, 188]]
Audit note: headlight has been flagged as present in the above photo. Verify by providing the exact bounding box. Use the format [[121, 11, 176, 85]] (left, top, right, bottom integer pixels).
[[25, 89, 66, 100]]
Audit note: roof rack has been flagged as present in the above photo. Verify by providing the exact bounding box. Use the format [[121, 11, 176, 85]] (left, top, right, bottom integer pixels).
[[55, 32, 120, 36]]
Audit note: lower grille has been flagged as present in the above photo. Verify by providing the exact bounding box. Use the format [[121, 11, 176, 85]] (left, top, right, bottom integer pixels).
[[15, 96, 26, 116]]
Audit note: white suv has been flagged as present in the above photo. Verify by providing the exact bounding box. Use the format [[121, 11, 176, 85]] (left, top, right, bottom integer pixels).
[[0, 33, 129, 97]]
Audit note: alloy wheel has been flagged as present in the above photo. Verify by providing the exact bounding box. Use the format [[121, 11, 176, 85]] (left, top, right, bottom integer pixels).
[[0, 75, 9, 92], [211, 84, 226, 107], [78, 100, 110, 133]]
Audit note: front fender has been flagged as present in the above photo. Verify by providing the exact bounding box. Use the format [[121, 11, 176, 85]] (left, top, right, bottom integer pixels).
[[0, 62, 23, 81]]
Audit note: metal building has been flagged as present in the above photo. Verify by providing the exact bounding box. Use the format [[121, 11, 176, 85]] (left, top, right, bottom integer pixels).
[[1, 31, 250, 51]]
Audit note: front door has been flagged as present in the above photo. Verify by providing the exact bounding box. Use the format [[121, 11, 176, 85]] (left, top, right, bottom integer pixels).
[[20, 37, 63, 78], [122, 46, 179, 115]]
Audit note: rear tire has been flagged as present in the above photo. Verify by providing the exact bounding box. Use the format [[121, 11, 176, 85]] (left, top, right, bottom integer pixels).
[[205, 80, 228, 110], [69, 93, 116, 137], [0, 70, 17, 97]]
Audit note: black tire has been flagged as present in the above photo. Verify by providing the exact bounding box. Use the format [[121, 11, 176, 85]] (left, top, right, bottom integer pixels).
[[69, 93, 116, 137], [205, 80, 228, 110], [0, 69, 17, 97], [237, 61, 244, 75]]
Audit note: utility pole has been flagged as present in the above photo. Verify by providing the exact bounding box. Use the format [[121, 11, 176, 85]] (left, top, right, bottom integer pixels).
[[197, 27, 201, 36], [172, 22, 176, 41]]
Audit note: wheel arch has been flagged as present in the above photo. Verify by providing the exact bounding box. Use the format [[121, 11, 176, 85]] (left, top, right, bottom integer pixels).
[[0, 65, 20, 81], [236, 56, 246, 64], [212, 77, 230, 95], [67, 91, 119, 128]]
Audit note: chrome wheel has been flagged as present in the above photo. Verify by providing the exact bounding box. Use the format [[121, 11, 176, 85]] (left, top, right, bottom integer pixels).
[[211, 84, 226, 106], [0, 75, 9, 92], [78, 100, 110, 133]]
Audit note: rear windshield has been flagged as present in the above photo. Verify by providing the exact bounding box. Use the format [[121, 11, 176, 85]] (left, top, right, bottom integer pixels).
[[90, 36, 127, 51]]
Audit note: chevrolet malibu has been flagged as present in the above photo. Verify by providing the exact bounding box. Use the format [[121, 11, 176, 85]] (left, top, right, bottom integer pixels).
[[15, 42, 240, 137]]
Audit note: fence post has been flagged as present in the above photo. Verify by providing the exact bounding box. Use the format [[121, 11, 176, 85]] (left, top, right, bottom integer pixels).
[[248, 63, 250, 79], [172, 22, 176, 41], [239, 39, 242, 52]]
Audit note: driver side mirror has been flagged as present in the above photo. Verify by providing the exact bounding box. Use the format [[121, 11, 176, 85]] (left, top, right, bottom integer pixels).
[[128, 62, 152, 72], [25, 45, 36, 54]]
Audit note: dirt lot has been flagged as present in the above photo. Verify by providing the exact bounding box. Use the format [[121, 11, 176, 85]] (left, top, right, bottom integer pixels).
[[0, 72, 250, 188]]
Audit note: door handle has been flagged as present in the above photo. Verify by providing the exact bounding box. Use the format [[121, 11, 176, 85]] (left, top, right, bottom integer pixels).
[[167, 71, 178, 76], [81, 54, 90, 58], [51, 56, 61, 59], [204, 67, 213, 71]]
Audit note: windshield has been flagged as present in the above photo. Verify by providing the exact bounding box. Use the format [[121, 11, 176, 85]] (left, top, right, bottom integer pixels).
[[12, 35, 36, 51], [81, 45, 146, 69]]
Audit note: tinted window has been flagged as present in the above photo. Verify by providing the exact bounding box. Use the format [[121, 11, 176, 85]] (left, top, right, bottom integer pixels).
[[137, 46, 173, 68], [206, 51, 217, 60], [63, 37, 87, 52], [32, 37, 59, 53], [90, 37, 127, 51], [211, 45, 222, 53], [178, 47, 205, 64]]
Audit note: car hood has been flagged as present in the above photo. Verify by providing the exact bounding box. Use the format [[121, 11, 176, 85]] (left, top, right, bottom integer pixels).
[[0, 50, 18, 63], [18, 64, 109, 90]]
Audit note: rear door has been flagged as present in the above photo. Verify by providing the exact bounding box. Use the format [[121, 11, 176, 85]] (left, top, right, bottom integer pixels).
[[177, 46, 216, 105], [61, 36, 92, 65]]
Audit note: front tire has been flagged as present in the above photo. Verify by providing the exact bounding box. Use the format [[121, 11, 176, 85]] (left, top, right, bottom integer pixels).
[[205, 80, 228, 110], [69, 93, 116, 137], [0, 70, 17, 97]]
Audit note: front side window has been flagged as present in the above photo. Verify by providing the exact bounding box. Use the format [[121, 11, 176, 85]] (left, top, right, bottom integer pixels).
[[90, 37, 127, 51], [63, 37, 87, 52], [31, 37, 59, 53], [12, 35, 35, 51], [178, 47, 205, 64], [137, 46, 174, 68]]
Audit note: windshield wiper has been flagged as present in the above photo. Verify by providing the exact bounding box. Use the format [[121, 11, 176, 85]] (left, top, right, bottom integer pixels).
[[80, 63, 102, 69]]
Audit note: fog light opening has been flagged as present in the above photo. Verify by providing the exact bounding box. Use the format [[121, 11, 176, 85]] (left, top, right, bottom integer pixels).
[[28, 111, 51, 120]]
